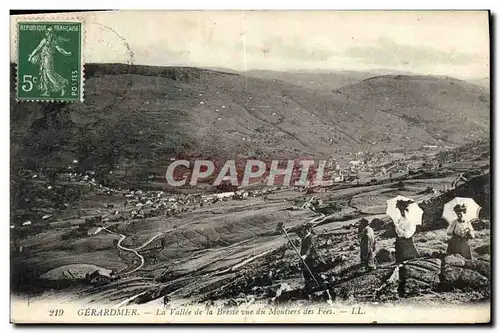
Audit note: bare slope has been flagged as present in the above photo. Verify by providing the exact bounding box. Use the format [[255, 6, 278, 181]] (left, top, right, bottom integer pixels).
[[334, 75, 490, 148], [241, 69, 377, 91], [11, 64, 490, 177]]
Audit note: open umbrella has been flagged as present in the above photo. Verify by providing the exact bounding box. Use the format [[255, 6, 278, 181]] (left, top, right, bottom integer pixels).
[[386, 195, 423, 226], [442, 197, 481, 224]]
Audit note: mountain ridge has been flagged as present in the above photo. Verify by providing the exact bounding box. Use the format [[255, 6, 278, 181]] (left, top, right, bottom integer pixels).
[[10, 63, 490, 179]]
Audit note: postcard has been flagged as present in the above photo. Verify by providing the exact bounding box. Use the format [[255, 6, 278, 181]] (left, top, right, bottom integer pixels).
[[9, 10, 491, 324]]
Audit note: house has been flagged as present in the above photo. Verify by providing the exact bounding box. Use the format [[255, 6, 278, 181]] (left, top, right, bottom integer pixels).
[[87, 227, 102, 236], [348, 160, 362, 171]]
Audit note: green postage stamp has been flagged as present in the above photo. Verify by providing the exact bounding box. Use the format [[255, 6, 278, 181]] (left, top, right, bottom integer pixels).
[[16, 20, 83, 102]]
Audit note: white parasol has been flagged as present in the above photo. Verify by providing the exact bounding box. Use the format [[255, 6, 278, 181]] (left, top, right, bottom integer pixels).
[[386, 195, 423, 226], [442, 197, 481, 224]]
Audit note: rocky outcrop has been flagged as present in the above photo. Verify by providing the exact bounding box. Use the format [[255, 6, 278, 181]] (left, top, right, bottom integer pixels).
[[417, 247, 445, 259], [333, 267, 396, 300], [464, 258, 491, 279], [441, 266, 488, 290], [440, 254, 489, 291], [370, 218, 386, 231], [402, 258, 441, 293], [332, 251, 490, 302], [444, 254, 465, 267], [472, 219, 490, 231], [474, 244, 490, 256], [479, 254, 490, 262], [419, 173, 490, 231], [375, 248, 395, 263]]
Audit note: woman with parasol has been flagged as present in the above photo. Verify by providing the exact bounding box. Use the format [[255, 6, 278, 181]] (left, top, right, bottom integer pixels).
[[393, 199, 419, 263], [386, 196, 423, 297], [445, 203, 476, 259]]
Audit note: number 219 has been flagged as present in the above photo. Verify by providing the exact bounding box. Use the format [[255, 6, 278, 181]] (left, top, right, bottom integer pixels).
[[49, 309, 64, 316]]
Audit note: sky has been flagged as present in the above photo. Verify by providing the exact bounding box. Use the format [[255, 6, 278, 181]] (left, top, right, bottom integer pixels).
[[10, 10, 490, 79]]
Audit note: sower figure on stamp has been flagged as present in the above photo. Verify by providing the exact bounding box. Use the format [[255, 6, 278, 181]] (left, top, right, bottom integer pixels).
[[359, 218, 377, 271], [28, 26, 72, 97]]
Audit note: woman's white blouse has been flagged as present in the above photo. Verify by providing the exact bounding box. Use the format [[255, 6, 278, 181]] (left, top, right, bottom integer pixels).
[[395, 217, 416, 239]]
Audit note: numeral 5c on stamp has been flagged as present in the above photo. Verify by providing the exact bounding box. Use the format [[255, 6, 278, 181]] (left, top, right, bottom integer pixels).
[[16, 21, 83, 102]]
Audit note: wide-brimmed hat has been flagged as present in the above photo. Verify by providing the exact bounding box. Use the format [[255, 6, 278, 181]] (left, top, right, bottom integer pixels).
[[442, 197, 481, 224], [396, 199, 414, 211], [386, 195, 423, 226], [453, 204, 467, 213]]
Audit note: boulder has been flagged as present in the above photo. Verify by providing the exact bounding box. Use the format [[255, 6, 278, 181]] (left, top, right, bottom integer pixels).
[[457, 269, 489, 290], [380, 228, 397, 239], [464, 259, 491, 279], [403, 258, 442, 291], [440, 265, 463, 287], [271, 283, 304, 304], [376, 248, 395, 263], [416, 247, 433, 258], [478, 254, 490, 262], [310, 289, 334, 302], [408, 258, 441, 271], [370, 218, 386, 231], [440, 264, 489, 291], [333, 267, 394, 300], [444, 254, 466, 267], [474, 244, 490, 256], [471, 219, 490, 231], [418, 247, 446, 259]]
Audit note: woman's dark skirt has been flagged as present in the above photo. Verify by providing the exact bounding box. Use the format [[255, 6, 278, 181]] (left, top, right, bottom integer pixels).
[[395, 237, 419, 263], [446, 236, 472, 259]]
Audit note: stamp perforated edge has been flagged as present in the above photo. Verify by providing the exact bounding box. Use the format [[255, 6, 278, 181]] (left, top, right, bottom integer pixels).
[[13, 15, 86, 103]]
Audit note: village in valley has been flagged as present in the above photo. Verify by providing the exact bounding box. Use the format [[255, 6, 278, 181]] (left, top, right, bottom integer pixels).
[[9, 11, 490, 320], [10, 137, 490, 307]]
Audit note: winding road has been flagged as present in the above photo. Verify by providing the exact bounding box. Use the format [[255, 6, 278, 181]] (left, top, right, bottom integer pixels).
[[101, 227, 163, 275]]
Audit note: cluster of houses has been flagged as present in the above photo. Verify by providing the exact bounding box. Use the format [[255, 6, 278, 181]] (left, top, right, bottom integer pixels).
[[83, 185, 283, 231]]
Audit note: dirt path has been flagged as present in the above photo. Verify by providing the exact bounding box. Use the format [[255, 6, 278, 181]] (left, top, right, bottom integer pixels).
[[101, 227, 163, 275]]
